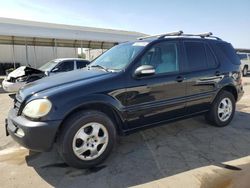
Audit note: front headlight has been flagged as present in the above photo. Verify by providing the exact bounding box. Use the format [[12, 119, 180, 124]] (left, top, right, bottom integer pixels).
[[22, 99, 52, 118], [16, 77, 27, 83]]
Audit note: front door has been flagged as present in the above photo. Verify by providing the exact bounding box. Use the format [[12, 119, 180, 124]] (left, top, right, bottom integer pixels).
[[124, 40, 187, 129]]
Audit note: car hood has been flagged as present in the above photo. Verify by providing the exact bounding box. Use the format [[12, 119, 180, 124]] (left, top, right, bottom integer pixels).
[[19, 68, 110, 97], [7, 66, 44, 79]]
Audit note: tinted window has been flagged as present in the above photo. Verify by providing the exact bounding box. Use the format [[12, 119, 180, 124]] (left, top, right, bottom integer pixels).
[[217, 43, 240, 65], [76, 60, 89, 69], [238, 54, 248, 60], [139, 42, 179, 74], [205, 44, 217, 68], [57, 61, 74, 72], [185, 42, 207, 71]]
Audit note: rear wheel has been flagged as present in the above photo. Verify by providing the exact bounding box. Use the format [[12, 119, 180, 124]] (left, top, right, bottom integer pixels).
[[57, 111, 116, 168], [205, 91, 235, 127], [242, 66, 248, 77]]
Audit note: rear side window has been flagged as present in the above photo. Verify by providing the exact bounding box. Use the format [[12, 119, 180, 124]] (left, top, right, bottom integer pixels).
[[184, 42, 207, 71], [217, 43, 240, 65], [205, 44, 218, 68], [76, 60, 89, 69]]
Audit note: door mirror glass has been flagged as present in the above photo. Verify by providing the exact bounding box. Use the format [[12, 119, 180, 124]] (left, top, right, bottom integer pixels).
[[134, 65, 155, 77]]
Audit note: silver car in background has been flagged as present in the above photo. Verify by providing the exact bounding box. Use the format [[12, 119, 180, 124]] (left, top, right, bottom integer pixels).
[[2, 58, 90, 92]]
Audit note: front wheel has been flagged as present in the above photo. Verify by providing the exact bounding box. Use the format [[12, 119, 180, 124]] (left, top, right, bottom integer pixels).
[[57, 111, 116, 168], [205, 91, 235, 127]]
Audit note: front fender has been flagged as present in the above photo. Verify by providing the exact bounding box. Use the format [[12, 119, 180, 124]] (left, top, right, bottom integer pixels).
[[48, 94, 126, 122]]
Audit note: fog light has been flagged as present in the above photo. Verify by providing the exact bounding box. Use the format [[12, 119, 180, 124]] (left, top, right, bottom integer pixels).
[[16, 128, 25, 137]]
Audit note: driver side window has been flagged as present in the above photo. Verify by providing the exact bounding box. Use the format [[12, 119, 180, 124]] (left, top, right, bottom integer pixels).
[[55, 61, 74, 72], [138, 42, 179, 74]]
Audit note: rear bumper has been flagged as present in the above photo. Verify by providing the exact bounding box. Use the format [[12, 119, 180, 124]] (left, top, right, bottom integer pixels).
[[6, 108, 61, 151], [237, 84, 244, 102]]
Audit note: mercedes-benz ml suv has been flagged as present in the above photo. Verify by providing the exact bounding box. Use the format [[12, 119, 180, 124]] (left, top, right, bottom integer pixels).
[[6, 31, 244, 168]]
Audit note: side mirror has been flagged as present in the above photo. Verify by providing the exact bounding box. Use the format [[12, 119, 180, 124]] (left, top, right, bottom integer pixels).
[[134, 65, 155, 77], [44, 71, 49, 76], [51, 67, 59, 72]]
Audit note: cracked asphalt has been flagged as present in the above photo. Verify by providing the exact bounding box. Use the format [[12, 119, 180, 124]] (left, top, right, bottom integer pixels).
[[0, 77, 250, 188]]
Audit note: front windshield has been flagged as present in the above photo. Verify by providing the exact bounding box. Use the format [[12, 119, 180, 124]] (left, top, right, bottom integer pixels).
[[39, 60, 60, 71], [90, 42, 148, 71]]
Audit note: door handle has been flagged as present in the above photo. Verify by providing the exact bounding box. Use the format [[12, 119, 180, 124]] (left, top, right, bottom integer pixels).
[[176, 75, 185, 82], [215, 71, 221, 76]]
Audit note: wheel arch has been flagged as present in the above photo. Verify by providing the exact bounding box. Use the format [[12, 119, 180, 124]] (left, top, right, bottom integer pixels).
[[214, 85, 238, 102], [55, 101, 126, 141]]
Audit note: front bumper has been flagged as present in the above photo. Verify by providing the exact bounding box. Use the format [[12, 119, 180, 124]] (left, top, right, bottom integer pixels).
[[2, 79, 25, 93], [6, 108, 61, 151]]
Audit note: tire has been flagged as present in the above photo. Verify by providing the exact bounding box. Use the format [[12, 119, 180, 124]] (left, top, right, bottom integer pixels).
[[57, 110, 116, 168], [205, 90, 235, 127], [242, 66, 248, 77]]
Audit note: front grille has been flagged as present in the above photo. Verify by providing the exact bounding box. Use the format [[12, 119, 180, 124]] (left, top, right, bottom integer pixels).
[[14, 94, 23, 115], [7, 77, 16, 83], [14, 100, 21, 109]]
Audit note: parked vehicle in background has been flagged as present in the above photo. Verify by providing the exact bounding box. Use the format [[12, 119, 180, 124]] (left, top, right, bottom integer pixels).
[[2, 58, 90, 92], [6, 31, 244, 168], [237, 52, 250, 76]]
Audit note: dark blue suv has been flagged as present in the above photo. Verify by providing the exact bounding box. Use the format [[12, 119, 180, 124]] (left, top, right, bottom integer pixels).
[[6, 31, 244, 168]]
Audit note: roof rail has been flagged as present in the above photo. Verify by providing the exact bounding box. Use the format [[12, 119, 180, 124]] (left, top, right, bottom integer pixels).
[[181, 32, 222, 40], [137, 31, 222, 41], [137, 30, 183, 40]]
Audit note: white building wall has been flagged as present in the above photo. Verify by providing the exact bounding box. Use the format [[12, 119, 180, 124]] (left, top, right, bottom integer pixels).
[[0, 44, 77, 68]]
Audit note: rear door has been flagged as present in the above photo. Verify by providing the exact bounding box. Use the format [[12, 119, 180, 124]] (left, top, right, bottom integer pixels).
[[183, 40, 220, 114]]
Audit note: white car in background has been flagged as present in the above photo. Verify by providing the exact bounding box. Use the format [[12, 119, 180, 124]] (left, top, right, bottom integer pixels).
[[2, 58, 90, 93], [238, 52, 250, 76]]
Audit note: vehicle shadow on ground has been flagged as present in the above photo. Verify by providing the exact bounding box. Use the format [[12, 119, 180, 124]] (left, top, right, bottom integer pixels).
[[26, 109, 250, 188]]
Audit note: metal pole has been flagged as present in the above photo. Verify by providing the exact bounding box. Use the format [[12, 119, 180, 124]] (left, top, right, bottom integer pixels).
[[74, 40, 77, 57], [54, 39, 58, 58], [80, 40, 83, 58], [88, 41, 91, 60], [101, 42, 104, 54], [11, 36, 16, 69], [52, 39, 55, 59], [33, 38, 37, 68], [25, 38, 29, 66]]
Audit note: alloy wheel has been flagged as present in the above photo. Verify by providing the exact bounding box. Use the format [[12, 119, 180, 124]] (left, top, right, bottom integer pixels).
[[72, 122, 109, 161]]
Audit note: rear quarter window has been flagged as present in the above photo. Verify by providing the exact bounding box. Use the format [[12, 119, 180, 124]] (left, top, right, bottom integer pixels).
[[216, 43, 241, 65]]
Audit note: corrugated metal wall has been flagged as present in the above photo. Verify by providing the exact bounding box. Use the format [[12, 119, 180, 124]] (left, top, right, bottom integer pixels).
[[0, 44, 76, 68]]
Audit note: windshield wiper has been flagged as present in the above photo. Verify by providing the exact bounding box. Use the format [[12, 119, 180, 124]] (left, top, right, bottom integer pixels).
[[88, 65, 109, 72]]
